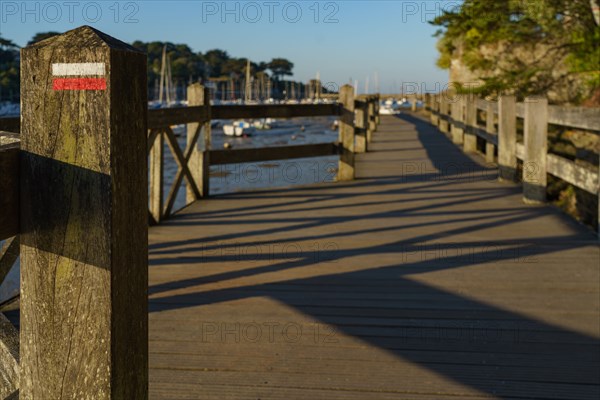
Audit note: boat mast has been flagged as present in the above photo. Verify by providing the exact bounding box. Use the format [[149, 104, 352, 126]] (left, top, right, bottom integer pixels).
[[245, 59, 252, 103], [159, 45, 167, 104]]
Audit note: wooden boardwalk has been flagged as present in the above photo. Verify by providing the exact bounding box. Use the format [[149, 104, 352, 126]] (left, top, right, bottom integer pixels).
[[147, 115, 599, 399]]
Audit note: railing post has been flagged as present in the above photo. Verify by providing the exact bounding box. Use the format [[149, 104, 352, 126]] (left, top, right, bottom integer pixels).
[[355, 101, 367, 153], [203, 87, 212, 195], [186, 83, 211, 201], [430, 94, 439, 126], [464, 94, 477, 153], [485, 100, 496, 163], [411, 95, 417, 112], [374, 94, 380, 126], [523, 96, 548, 203], [368, 98, 376, 139], [338, 85, 355, 181], [439, 94, 449, 134], [149, 130, 164, 223], [451, 94, 464, 145], [20, 26, 148, 398], [498, 95, 517, 181]]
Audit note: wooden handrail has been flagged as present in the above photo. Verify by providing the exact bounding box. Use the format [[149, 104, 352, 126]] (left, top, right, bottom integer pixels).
[[1, 98, 382, 225], [426, 93, 600, 235], [210, 143, 338, 165]]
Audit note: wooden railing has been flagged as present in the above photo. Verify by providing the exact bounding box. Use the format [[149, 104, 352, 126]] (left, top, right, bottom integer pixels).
[[0, 91, 381, 227], [0, 25, 383, 399], [145, 86, 380, 222], [0, 85, 380, 398], [424, 93, 600, 234]]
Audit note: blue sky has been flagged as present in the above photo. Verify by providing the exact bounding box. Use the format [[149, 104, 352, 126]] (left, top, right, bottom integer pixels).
[[0, 1, 454, 93]]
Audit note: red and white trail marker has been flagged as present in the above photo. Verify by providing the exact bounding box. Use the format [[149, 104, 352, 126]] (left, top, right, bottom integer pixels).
[[52, 62, 106, 91]]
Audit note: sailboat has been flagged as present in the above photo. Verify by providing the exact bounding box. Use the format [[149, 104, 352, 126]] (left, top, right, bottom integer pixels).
[[224, 59, 259, 136], [149, 45, 180, 109]]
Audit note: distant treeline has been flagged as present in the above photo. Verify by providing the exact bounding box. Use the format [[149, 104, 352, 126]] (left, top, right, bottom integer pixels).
[[0, 31, 326, 102]]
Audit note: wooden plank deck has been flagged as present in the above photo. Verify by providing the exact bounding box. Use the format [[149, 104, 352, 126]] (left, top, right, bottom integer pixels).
[[148, 115, 600, 399]]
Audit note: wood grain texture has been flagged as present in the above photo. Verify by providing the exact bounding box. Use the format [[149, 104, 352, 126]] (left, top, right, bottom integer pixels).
[[546, 154, 599, 194], [211, 104, 340, 120], [186, 84, 204, 204], [337, 85, 355, 181], [149, 130, 165, 223], [354, 102, 367, 153], [451, 95, 464, 145], [368, 99, 377, 137], [20, 26, 148, 399], [209, 143, 337, 165], [148, 106, 207, 129], [0, 133, 19, 240], [523, 97, 548, 203], [0, 312, 19, 399], [439, 95, 449, 134], [463, 95, 477, 153], [163, 126, 201, 217], [547, 105, 600, 132], [201, 87, 212, 197], [0, 236, 19, 287], [485, 101, 496, 163], [498, 95, 517, 181], [145, 115, 599, 399]]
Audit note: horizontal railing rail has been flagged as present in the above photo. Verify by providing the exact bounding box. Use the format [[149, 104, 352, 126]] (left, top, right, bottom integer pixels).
[[209, 143, 338, 165], [425, 93, 600, 235]]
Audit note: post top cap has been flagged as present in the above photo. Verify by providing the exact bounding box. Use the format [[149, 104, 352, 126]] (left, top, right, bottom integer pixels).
[[25, 25, 142, 53]]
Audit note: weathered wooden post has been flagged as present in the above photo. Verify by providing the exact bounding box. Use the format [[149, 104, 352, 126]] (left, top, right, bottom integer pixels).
[[368, 98, 376, 139], [485, 100, 496, 163], [20, 26, 148, 398], [523, 96, 548, 203], [439, 94, 449, 134], [186, 84, 211, 201], [374, 94, 380, 125], [430, 95, 439, 126], [411, 95, 417, 112], [338, 85, 355, 181], [355, 101, 367, 153], [498, 95, 517, 181], [451, 94, 464, 145], [463, 94, 477, 153], [149, 130, 164, 223]]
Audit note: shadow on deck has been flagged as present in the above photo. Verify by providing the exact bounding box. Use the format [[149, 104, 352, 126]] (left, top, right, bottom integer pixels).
[[147, 115, 600, 399]]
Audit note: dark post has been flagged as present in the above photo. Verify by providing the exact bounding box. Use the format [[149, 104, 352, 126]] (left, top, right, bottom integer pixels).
[[20, 26, 148, 398], [338, 85, 355, 181]]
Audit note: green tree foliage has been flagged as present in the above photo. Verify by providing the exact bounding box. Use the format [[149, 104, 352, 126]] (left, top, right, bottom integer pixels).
[[1, 32, 302, 101], [268, 58, 294, 80], [430, 0, 600, 102], [0, 37, 19, 102]]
